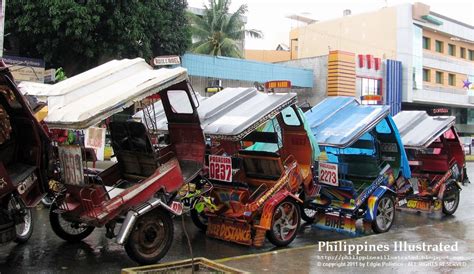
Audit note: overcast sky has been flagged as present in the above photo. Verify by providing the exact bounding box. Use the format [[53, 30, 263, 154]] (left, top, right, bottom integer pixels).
[[187, 0, 474, 50]]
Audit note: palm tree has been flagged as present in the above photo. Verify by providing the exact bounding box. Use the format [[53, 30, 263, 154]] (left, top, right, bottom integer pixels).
[[189, 0, 263, 58]]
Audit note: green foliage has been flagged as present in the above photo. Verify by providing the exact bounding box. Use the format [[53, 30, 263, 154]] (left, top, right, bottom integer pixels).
[[5, 0, 191, 75], [189, 0, 262, 58], [54, 67, 67, 82]]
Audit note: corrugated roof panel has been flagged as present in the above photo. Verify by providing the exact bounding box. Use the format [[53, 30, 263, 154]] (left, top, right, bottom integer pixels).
[[393, 111, 455, 148], [305, 97, 390, 147], [44, 58, 188, 129]]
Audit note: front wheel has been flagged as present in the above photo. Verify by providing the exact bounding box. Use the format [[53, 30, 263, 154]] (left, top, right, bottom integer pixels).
[[442, 183, 460, 215], [266, 199, 300, 247], [372, 194, 395, 233], [8, 197, 33, 244], [49, 201, 95, 242], [125, 209, 174, 265]]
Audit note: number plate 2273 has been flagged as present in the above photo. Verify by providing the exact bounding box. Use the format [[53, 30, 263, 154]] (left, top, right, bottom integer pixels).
[[318, 162, 338, 186]]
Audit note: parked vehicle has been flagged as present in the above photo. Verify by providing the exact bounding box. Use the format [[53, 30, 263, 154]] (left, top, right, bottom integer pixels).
[[303, 97, 411, 235], [0, 61, 51, 245], [43, 59, 205, 264], [138, 86, 318, 247], [393, 111, 467, 215]]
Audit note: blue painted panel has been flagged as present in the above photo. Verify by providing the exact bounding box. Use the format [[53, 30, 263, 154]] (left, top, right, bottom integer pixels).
[[385, 60, 402, 116], [181, 53, 313, 88]]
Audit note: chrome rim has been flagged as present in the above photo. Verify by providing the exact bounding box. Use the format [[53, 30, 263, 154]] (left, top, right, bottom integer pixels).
[[443, 192, 459, 212], [54, 206, 90, 235], [272, 202, 298, 241], [8, 199, 32, 237], [375, 197, 394, 231]]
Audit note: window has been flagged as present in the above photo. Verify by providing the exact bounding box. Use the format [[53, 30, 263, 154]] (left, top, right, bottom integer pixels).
[[448, 74, 456, 86], [460, 47, 466, 59], [469, 50, 474, 61], [435, 40, 444, 53], [167, 90, 193, 114], [423, 69, 430, 82], [436, 71, 444, 84], [281, 107, 301, 126], [448, 44, 456, 56], [422, 37, 431, 50]]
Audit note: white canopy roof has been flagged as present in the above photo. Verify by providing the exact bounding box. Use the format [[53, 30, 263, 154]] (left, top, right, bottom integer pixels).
[[43, 58, 187, 129], [134, 87, 297, 140], [393, 111, 456, 149]]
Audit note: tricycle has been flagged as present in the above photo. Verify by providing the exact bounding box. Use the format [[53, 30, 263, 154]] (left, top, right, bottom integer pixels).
[[43, 58, 205, 264], [0, 60, 51, 245], [137, 84, 318, 247], [393, 111, 466, 215], [303, 97, 411, 235]]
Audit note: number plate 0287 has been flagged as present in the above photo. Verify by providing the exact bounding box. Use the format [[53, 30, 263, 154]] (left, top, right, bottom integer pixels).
[[318, 162, 339, 187], [209, 155, 232, 182]]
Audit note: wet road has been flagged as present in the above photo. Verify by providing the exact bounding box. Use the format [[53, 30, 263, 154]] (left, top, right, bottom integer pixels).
[[1, 164, 474, 273]]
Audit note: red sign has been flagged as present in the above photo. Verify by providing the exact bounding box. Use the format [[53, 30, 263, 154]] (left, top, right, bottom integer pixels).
[[208, 155, 232, 182], [264, 80, 291, 89], [361, 95, 383, 102], [319, 162, 339, 186]]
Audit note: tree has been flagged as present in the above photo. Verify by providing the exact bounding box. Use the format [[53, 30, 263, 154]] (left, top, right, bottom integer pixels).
[[189, 0, 262, 58], [4, 0, 191, 75]]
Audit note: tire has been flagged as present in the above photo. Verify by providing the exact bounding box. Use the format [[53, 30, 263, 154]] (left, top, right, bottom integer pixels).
[[190, 208, 208, 231], [266, 199, 300, 247], [442, 183, 460, 216], [124, 209, 174, 265], [299, 192, 316, 223], [8, 197, 34, 244], [371, 194, 395, 234], [49, 201, 95, 242]]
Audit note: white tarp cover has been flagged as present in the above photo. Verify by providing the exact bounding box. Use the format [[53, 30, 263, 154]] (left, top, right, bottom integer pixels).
[[134, 87, 297, 140], [393, 111, 456, 149], [43, 58, 187, 129], [17, 81, 52, 102]]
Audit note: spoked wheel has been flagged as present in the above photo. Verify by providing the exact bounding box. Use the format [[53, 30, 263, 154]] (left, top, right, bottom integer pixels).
[[190, 208, 208, 231], [8, 197, 33, 244], [372, 194, 395, 233], [125, 209, 174, 265], [442, 183, 460, 215], [267, 199, 300, 247], [49, 201, 94, 242]]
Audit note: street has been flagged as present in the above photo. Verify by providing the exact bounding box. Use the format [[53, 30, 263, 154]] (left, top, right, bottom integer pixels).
[[1, 163, 474, 273]]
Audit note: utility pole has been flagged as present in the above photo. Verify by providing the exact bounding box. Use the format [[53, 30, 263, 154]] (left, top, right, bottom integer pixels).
[[0, 0, 5, 57]]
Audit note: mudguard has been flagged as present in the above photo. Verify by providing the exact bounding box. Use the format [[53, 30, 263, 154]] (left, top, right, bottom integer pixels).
[[364, 186, 395, 222], [258, 189, 302, 231], [438, 179, 461, 200]]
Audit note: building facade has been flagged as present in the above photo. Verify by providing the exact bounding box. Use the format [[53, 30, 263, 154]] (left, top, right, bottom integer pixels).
[[289, 2, 474, 134]]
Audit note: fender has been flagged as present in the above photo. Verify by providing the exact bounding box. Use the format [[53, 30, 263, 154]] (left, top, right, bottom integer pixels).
[[116, 197, 182, 245], [438, 179, 461, 200], [364, 186, 395, 222], [258, 189, 302, 231]]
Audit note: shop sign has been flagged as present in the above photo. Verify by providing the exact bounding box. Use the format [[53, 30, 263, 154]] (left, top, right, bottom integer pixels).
[[2, 55, 45, 83], [208, 155, 232, 182], [265, 80, 291, 90], [151, 55, 181, 66]]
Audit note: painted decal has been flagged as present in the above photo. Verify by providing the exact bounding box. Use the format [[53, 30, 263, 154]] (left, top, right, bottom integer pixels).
[[406, 200, 431, 211], [208, 155, 232, 182], [206, 218, 252, 245], [0, 177, 6, 189], [318, 162, 338, 187], [314, 213, 357, 235], [17, 173, 36, 195], [58, 146, 84, 186]]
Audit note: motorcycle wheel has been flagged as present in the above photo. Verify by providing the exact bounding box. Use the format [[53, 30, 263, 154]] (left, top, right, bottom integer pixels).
[[49, 201, 95, 242], [442, 182, 460, 215], [371, 194, 395, 233], [125, 208, 174, 265], [7, 197, 34, 244], [190, 208, 208, 231], [266, 199, 300, 247], [41, 194, 54, 208]]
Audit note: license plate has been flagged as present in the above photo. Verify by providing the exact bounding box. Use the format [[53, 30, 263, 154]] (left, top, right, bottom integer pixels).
[[319, 162, 339, 186], [208, 155, 232, 182]]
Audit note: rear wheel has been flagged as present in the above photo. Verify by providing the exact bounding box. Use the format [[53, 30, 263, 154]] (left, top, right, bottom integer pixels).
[[266, 199, 300, 247], [442, 182, 460, 215], [125, 209, 174, 265], [7, 197, 33, 244], [371, 195, 395, 233], [49, 201, 95, 242]]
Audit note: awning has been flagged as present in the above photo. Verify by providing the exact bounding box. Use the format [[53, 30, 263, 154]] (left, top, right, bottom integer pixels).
[[134, 87, 297, 141], [305, 97, 390, 147], [393, 111, 456, 149], [43, 58, 188, 129]]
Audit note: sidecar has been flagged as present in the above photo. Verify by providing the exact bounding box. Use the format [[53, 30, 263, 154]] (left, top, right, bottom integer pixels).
[[393, 111, 465, 215], [304, 97, 411, 235]]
